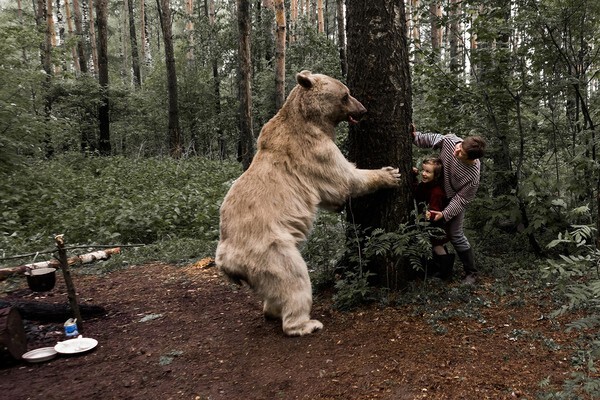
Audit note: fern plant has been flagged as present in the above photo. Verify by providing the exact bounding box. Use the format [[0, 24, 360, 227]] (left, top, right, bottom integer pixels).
[[539, 224, 600, 399], [332, 221, 437, 310]]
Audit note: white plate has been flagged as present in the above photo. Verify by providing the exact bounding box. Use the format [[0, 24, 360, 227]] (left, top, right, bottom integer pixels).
[[54, 337, 98, 354], [22, 347, 58, 363]]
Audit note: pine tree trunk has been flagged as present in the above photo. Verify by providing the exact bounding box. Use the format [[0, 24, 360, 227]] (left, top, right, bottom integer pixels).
[[157, 0, 183, 158], [274, 0, 286, 110], [185, 0, 194, 64], [430, 1, 442, 59], [96, 0, 111, 155], [88, 0, 98, 75], [346, 0, 413, 289], [207, 0, 225, 159], [448, 0, 461, 73], [290, 0, 297, 43], [63, 0, 81, 73], [72, 0, 88, 73], [128, 0, 142, 85], [336, 0, 346, 77], [236, 0, 254, 170], [317, 0, 324, 33]]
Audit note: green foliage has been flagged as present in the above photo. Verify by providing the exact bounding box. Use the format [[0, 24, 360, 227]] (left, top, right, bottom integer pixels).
[[539, 225, 600, 399], [0, 155, 241, 263], [333, 269, 377, 311], [332, 221, 437, 310]]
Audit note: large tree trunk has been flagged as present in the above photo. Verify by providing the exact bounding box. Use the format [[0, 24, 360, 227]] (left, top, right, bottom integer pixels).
[[236, 0, 254, 170], [96, 0, 111, 155], [345, 0, 413, 289], [274, 0, 286, 110], [157, 0, 183, 158]]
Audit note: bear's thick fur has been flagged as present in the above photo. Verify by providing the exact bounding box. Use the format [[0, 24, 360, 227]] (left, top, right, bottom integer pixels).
[[215, 71, 400, 336]]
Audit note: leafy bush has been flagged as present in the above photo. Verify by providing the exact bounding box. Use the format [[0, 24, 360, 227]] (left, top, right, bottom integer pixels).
[[0, 155, 241, 263], [540, 224, 600, 399]]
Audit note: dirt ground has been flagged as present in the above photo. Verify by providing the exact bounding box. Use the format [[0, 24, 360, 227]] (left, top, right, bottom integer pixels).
[[0, 259, 586, 400]]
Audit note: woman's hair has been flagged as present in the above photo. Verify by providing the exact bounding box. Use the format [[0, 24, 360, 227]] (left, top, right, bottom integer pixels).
[[422, 157, 443, 182], [462, 136, 486, 160]]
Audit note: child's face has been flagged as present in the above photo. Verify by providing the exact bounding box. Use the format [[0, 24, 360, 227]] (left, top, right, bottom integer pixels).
[[421, 163, 436, 183]]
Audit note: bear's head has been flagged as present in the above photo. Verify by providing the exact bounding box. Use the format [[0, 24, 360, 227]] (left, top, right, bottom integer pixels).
[[293, 70, 367, 127]]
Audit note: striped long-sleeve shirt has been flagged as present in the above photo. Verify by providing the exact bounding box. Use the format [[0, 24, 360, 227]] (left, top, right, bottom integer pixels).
[[414, 132, 480, 221]]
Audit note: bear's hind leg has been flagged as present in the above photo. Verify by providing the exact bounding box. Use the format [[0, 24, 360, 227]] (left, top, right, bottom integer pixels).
[[263, 299, 282, 321], [257, 245, 323, 336], [279, 252, 322, 336]]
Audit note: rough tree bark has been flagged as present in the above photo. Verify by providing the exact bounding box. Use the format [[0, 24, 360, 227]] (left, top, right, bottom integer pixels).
[[274, 0, 286, 110], [345, 0, 413, 289], [96, 0, 111, 155], [336, 0, 347, 77], [207, 0, 225, 159], [72, 0, 88, 73], [63, 0, 81, 73], [128, 0, 142, 86], [157, 0, 183, 158], [236, 0, 254, 170]]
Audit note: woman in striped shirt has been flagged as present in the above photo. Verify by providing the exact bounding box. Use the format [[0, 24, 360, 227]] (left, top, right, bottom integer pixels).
[[410, 124, 486, 285]]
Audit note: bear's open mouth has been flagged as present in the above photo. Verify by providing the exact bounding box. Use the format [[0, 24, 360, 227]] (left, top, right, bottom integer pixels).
[[348, 114, 364, 125]]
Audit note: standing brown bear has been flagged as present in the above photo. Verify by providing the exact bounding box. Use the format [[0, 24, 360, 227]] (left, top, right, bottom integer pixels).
[[216, 71, 401, 336]]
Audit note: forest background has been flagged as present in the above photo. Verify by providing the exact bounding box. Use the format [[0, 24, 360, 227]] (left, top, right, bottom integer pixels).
[[1, 0, 600, 396]]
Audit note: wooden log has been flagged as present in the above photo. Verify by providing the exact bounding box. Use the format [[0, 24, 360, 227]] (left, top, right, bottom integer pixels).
[[0, 300, 106, 322], [0, 307, 27, 366], [0, 247, 121, 281]]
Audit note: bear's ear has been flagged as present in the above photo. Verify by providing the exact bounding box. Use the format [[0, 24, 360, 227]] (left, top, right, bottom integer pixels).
[[296, 70, 314, 89]]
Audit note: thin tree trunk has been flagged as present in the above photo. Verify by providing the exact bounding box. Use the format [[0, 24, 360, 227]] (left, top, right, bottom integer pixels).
[[88, 0, 98, 75], [346, 0, 413, 289], [128, 0, 142, 86], [36, 0, 54, 156], [185, 0, 194, 64], [290, 0, 297, 43], [448, 0, 461, 73], [430, 1, 442, 58], [96, 0, 110, 155], [336, 0, 346, 77], [63, 0, 80, 73], [157, 0, 183, 158], [140, 0, 152, 66], [207, 0, 225, 159], [72, 0, 88, 73], [236, 0, 254, 170], [317, 0, 324, 33], [274, 0, 286, 110]]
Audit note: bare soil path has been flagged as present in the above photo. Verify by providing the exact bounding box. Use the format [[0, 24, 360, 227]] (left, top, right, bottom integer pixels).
[[0, 261, 580, 399]]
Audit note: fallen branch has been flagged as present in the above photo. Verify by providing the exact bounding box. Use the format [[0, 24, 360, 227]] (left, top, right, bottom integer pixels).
[[0, 247, 121, 281], [0, 300, 106, 322]]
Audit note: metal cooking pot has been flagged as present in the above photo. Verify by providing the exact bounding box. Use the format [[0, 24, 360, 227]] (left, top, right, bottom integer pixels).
[[25, 268, 57, 292]]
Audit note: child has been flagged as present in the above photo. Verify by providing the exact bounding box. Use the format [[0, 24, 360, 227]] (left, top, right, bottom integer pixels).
[[412, 157, 455, 280]]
